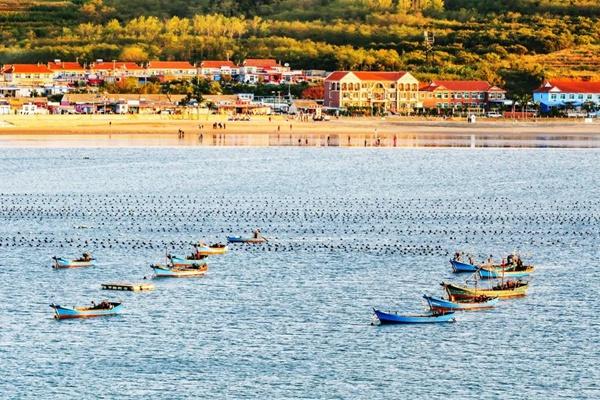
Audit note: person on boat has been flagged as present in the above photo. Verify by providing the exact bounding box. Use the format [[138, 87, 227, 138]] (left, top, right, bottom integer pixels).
[[453, 252, 461, 261], [487, 255, 493, 265], [82, 252, 91, 261], [253, 228, 261, 239], [468, 256, 474, 265]]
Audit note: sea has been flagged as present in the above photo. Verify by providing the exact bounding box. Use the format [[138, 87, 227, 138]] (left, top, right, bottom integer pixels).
[[0, 147, 598, 399]]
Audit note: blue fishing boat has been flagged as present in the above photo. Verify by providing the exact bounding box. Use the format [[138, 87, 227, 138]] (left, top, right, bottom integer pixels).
[[423, 294, 498, 312], [52, 253, 94, 269], [227, 235, 267, 244], [478, 265, 534, 279], [50, 301, 122, 320], [168, 254, 207, 267], [450, 259, 478, 272], [372, 308, 456, 324]]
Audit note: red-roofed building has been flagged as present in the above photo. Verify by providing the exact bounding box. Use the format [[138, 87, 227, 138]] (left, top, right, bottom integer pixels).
[[47, 60, 86, 84], [323, 71, 420, 113], [533, 79, 600, 113], [88, 60, 145, 83], [199, 61, 238, 81], [146, 61, 198, 80], [239, 59, 289, 84], [1, 63, 55, 86], [419, 80, 506, 111]]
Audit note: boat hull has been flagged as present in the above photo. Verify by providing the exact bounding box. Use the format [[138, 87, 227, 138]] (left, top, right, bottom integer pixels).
[[442, 282, 529, 300], [52, 258, 93, 269], [195, 245, 228, 255], [50, 303, 122, 319], [152, 264, 208, 278], [168, 256, 208, 267], [227, 235, 266, 243], [373, 309, 456, 324], [478, 266, 534, 279], [423, 295, 498, 312], [450, 260, 478, 272]]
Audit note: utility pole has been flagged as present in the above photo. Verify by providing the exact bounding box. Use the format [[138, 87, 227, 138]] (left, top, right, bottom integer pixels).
[[424, 30, 435, 65]]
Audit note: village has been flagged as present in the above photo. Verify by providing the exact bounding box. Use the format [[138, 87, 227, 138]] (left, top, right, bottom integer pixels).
[[0, 58, 599, 120]]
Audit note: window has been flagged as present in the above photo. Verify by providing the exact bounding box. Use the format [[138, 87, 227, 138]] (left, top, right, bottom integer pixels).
[[578, 94, 584, 99], [587, 94, 592, 100], [455, 93, 462, 99], [412, 84, 417, 91], [463, 92, 469, 98], [443, 93, 448, 99], [560, 94, 565, 99], [435, 93, 442, 99], [569, 94, 575, 99], [399, 83, 404, 90], [342, 83, 347, 90], [550, 94, 557, 100]]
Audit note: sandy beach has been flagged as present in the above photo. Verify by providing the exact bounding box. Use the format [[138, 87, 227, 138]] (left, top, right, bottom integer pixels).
[[0, 114, 599, 147]]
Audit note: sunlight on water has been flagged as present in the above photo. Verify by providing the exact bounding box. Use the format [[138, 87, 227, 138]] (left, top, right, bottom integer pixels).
[[0, 147, 598, 399]]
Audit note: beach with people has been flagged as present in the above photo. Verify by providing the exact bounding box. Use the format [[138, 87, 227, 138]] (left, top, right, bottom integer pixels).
[[0, 114, 598, 147]]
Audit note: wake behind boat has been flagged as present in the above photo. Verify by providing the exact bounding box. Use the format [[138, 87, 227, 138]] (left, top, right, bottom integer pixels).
[[372, 308, 456, 324], [52, 253, 94, 269], [50, 301, 122, 320]]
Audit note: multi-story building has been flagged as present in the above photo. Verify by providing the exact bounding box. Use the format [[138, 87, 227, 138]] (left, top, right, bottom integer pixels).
[[1, 64, 55, 87], [146, 61, 198, 81], [238, 59, 290, 84], [0, 64, 55, 97], [199, 61, 238, 81], [323, 71, 420, 113], [47, 60, 86, 84], [88, 60, 145, 84], [533, 79, 600, 113], [419, 80, 506, 111]]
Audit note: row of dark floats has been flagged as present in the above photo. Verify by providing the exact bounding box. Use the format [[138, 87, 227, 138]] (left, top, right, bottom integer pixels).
[[372, 253, 534, 325], [48, 234, 264, 319]]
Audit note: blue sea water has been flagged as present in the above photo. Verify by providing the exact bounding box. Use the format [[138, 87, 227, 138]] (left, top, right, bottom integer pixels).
[[0, 147, 598, 399]]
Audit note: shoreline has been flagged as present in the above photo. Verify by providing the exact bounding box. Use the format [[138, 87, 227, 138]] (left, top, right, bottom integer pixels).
[[0, 115, 599, 147]]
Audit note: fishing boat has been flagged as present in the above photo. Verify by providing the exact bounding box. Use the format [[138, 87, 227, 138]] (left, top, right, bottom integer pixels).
[[423, 294, 498, 312], [227, 235, 267, 244], [478, 265, 534, 279], [167, 254, 208, 267], [151, 262, 208, 278], [50, 301, 122, 320], [373, 308, 456, 324], [52, 253, 94, 269], [450, 259, 479, 272], [193, 242, 228, 255], [441, 280, 529, 300]]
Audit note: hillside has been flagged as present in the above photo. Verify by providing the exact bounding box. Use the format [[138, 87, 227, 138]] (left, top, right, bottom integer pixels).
[[0, 0, 599, 92]]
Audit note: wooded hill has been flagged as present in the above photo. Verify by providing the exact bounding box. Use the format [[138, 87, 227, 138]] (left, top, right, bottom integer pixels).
[[0, 0, 599, 93]]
